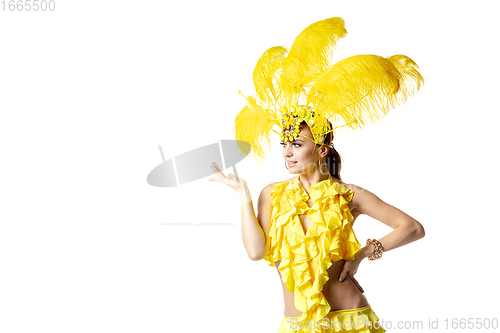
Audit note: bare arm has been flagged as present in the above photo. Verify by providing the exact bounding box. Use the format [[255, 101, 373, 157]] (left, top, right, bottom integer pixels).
[[239, 183, 273, 261], [209, 162, 272, 260], [348, 184, 425, 260]]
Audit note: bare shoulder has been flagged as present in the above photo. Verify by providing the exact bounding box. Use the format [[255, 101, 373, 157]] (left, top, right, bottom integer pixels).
[[342, 182, 380, 205], [341, 182, 366, 195], [258, 179, 285, 202], [259, 182, 275, 196], [340, 182, 421, 230], [341, 183, 370, 208], [257, 177, 293, 202], [267, 177, 295, 188], [336, 182, 360, 211]]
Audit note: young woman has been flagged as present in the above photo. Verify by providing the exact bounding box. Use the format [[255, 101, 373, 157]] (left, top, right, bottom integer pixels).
[[210, 118, 425, 332], [210, 16, 425, 333]]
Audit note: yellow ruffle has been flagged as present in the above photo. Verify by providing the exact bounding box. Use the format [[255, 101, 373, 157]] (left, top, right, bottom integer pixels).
[[265, 174, 362, 333]]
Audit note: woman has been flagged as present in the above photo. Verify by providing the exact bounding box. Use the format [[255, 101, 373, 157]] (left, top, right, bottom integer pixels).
[[210, 119, 425, 332], [210, 17, 425, 333]]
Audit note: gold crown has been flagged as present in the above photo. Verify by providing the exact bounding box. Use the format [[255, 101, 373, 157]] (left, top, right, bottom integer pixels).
[[279, 104, 328, 145]]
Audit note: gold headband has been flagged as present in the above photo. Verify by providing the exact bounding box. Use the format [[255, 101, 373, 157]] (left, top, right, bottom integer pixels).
[[273, 103, 358, 148]]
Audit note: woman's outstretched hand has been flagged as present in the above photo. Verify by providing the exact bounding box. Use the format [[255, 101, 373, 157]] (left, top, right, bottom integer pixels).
[[209, 162, 247, 192]]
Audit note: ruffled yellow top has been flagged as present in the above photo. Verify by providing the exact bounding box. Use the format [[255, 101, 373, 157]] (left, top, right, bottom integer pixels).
[[264, 173, 361, 332]]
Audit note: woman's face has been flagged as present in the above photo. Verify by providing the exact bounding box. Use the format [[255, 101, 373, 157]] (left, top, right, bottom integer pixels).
[[281, 124, 327, 174]]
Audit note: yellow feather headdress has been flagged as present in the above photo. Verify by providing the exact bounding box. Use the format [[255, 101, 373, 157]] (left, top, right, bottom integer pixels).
[[234, 17, 424, 164]]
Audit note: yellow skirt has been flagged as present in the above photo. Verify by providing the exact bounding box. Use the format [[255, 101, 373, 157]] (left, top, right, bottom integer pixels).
[[278, 304, 386, 333]]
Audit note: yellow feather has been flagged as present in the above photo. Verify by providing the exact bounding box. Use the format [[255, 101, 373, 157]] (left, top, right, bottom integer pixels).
[[253, 46, 287, 106], [234, 93, 279, 164], [306, 54, 424, 132], [280, 17, 348, 103], [236, 17, 424, 165]]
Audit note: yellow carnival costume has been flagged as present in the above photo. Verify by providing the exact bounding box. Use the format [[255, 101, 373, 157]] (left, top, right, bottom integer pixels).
[[268, 174, 386, 333], [233, 17, 423, 333]]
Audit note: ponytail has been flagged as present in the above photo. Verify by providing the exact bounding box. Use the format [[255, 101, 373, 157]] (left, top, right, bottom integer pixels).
[[321, 119, 342, 181], [325, 145, 342, 181]]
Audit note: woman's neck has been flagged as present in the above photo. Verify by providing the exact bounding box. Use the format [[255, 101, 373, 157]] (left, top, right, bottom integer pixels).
[[298, 172, 331, 189]]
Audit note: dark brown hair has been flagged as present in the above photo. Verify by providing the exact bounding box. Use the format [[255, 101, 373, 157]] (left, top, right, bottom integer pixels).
[[300, 119, 342, 180]]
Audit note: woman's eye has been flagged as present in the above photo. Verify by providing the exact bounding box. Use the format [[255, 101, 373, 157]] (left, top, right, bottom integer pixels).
[[280, 142, 301, 147]]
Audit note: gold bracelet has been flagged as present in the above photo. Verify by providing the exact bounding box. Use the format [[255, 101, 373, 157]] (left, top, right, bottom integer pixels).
[[366, 239, 384, 261]]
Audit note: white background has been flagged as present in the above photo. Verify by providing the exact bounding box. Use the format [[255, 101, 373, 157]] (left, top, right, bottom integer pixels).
[[1, 1, 499, 332]]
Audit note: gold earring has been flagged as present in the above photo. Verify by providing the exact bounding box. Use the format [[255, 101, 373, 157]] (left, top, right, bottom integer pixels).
[[320, 158, 328, 174]]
